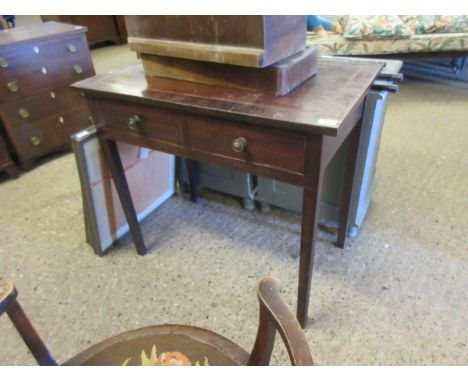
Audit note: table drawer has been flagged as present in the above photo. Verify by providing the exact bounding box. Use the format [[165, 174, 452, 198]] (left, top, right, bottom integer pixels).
[[1, 85, 88, 126], [187, 116, 306, 174], [0, 33, 89, 73], [0, 54, 94, 102], [95, 98, 184, 146]]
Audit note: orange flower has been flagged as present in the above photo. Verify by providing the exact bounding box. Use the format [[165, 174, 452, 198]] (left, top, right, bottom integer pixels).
[[155, 351, 192, 366]]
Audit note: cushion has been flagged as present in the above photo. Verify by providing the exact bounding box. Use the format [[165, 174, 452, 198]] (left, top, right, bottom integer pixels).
[[342, 15, 413, 40], [433, 15, 468, 33], [400, 15, 437, 34]]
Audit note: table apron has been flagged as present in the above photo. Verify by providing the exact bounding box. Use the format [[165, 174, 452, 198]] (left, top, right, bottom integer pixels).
[[99, 126, 306, 187]]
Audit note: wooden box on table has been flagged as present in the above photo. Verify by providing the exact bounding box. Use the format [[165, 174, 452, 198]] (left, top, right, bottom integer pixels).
[[125, 16, 317, 96], [0, 21, 95, 170]]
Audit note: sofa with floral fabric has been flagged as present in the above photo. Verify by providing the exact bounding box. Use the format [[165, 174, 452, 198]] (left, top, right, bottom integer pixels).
[[306, 15, 468, 57], [306, 16, 468, 84]]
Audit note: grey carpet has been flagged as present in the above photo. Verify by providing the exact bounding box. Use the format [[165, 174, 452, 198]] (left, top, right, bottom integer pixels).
[[0, 44, 467, 365]]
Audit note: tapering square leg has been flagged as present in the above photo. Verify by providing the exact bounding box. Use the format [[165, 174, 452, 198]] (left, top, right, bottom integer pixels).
[[99, 137, 148, 255], [297, 186, 322, 328], [186, 159, 199, 203]]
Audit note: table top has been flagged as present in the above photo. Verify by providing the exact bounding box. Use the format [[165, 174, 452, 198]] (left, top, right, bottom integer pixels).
[[73, 57, 382, 136]]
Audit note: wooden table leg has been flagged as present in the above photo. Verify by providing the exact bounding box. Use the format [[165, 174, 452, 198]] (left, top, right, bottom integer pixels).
[[297, 137, 324, 328], [99, 137, 148, 255], [336, 118, 363, 248], [186, 159, 199, 203], [297, 186, 322, 328]]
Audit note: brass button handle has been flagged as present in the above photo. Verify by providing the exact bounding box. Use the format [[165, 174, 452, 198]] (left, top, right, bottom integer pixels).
[[7, 81, 18, 92], [18, 108, 29, 119], [30, 136, 41, 146], [67, 43, 77, 53], [0, 58, 8, 68], [128, 115, 142, 130], [73, 64, 83, 74], [232, 137, 247, 153]]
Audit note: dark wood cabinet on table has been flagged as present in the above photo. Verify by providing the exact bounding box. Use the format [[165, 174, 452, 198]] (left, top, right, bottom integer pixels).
[[0, 21, 95, 170], [41, 16, 128, 46]]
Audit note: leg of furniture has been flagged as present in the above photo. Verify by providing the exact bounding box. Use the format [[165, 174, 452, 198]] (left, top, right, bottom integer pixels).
[[186, 159, 199, 203], [336, 118, 363, 248], [99, 137, 148, 255], [0, 281, 57, 366], [21, 159, 35, 172], [4, 164, 19, 178], [297, 139, 324, 328], [297, 187, 322, 328]]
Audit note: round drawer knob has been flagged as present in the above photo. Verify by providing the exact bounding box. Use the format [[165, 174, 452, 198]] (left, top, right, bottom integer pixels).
[[128, 115, 142, 130], [33, 46, 40, 54], [50, 91, 56, 99], [0, 58, 8, 68], [73, 65, 83, 74], [231, 137, 247, 153], [7, 81, 18, 92], [59, 116, 64, 124], [30, 136, 41, 146], [67, 43, 77, 53], [18, 108, 29, 119], [41, 66, 47, 75]]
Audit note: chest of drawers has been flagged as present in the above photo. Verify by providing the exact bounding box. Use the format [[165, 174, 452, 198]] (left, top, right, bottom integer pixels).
[[0, 21, 95, 169]]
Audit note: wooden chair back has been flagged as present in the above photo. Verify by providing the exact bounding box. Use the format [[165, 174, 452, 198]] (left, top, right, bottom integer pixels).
[[0, 276, 312, 366]]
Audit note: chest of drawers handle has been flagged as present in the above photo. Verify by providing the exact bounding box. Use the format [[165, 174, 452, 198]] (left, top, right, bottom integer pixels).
[[232, 137, 247, 153], [67, 43, 77, 53], [73, 65, 83, 74], [30, 136, 41, 146], [0, 58, 8, 68], [128, 115, 142, 130], [7, 81, 18, 92], [18, 108, 29, 119]]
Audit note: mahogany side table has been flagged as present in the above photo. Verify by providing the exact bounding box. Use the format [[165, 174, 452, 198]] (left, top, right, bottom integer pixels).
[[73, 58, 382, 328]]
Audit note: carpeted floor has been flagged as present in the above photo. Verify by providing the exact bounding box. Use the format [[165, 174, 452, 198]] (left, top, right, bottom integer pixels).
[[0, 43, 467, 366]]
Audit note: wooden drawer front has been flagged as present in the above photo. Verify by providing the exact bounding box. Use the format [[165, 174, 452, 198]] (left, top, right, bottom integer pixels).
[[5, 106, 91, 160], [0, 54, 94, 102], [187, 116, 305, 174], [2, 85, 88, 126], [97, 99, 184, 146], [0, 33, 89, 73], [7, 116, 65, 159]]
